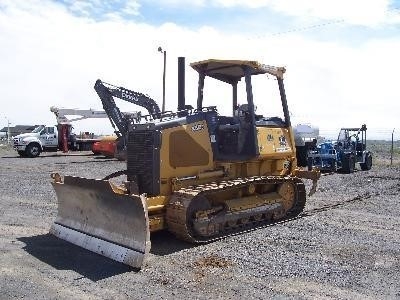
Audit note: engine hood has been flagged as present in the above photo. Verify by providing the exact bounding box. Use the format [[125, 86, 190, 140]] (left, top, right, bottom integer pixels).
[[14, 132, 39, 140]]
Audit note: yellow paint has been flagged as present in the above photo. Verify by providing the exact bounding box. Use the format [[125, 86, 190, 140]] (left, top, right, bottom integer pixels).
[[257, 127, 294, 158], [159, 120, 214, 195], [149, 214, 164, 232], [224, 192, 281, 212]]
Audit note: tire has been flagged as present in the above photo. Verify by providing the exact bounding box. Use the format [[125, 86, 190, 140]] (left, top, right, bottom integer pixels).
[[296, 146, 308, 167], [341, 153, 355, 174], [330, 159, 337, 172], [25, 143, 41, 158], [350, 155, 355, 172], [17, 150, 27, 157], [307, 157, 313, 171], [360, 152, 372, 171]]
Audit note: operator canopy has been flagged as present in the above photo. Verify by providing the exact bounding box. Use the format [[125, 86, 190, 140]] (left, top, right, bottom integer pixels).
[[190, 59, 286, 84]]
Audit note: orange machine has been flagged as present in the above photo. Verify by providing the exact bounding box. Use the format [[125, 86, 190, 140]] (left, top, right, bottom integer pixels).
[[92, 135, 117, 158]]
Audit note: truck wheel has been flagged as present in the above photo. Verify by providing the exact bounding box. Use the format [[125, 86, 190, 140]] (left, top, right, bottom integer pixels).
[[360, 152, 372, 171], [25, 143, 41, 158], [331, 159, 337, 172], [350, 155, 355, 172], [17, 150, 27, 157]]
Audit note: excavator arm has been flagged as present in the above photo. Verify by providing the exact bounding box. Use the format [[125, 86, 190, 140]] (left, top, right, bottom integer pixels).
[[94, 79, 161, 138]]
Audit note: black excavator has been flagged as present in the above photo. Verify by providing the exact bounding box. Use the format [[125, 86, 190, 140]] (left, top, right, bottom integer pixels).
[[93, 80, 161, 160]]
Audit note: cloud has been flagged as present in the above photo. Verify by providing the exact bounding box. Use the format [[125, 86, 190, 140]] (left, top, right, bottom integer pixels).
[[123, 1, 141, 16], [153, 0, 400, 27], [0, 0, 399, 139], [144, 0, 206, 7], [268, 0, 398, 27], [52, 0, 142, 19]]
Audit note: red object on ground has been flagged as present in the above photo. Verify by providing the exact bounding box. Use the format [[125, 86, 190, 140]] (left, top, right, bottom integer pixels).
[[92, 137, 117, 158]]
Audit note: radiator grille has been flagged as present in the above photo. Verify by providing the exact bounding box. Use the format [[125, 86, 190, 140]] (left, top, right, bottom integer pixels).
[[127, 129, 160, 196]]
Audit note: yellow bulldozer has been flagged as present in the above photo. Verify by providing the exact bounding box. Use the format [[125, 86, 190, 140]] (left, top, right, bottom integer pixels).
[[50, 58, 320, 269]]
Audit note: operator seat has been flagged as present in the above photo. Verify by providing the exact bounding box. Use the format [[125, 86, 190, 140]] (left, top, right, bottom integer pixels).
[[236, 104, 251, 154]]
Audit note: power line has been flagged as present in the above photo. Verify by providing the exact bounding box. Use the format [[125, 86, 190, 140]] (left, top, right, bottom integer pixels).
[[248, 6, 400, 40], [269, 19, 345, 37]]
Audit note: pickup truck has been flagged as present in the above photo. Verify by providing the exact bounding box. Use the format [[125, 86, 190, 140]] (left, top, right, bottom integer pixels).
[[13, 125, 98, 157]]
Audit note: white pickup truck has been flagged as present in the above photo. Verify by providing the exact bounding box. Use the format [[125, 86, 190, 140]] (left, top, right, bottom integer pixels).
[[13, 125, 97, 157]]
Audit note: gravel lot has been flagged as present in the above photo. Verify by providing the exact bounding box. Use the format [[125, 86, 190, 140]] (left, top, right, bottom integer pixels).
[[0, 146, 399, 299]]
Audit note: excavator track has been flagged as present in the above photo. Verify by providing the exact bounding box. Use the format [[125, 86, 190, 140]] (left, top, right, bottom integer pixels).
[[166, 176, 306, 243]]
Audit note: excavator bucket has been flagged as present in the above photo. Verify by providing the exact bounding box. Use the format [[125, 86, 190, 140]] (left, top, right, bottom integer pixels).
[[50, 175, 150, 269]]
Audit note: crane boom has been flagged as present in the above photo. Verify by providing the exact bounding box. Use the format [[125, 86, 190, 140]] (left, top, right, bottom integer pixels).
[[50, 106, 109, 125]]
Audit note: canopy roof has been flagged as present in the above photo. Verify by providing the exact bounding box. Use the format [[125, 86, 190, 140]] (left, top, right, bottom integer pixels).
[[190, 59, 286, 83]]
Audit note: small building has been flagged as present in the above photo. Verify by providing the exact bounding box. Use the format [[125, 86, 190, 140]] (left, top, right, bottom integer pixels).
[[0, 125, 39, 138]]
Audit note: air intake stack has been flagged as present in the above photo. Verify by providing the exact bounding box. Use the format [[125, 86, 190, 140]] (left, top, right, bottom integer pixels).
[[177, 57, 185, 112]]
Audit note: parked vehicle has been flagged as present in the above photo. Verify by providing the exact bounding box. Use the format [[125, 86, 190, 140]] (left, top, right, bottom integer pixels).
[[93, 79, 160, 160], [293, 123, 319, 167], [12, 125, 99, 157], [13, 107, 108, 157], [307, 124, 372, 173]]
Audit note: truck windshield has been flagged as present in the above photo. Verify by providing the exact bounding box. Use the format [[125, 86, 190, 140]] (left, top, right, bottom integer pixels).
[[32, 125, 45, 133]]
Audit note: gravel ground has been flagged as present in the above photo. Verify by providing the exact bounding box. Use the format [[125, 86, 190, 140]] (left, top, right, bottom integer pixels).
[[0, 147, 399, 299]]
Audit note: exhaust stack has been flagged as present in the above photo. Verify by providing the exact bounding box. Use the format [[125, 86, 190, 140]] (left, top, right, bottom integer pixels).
[[178, 57, 185, 112]]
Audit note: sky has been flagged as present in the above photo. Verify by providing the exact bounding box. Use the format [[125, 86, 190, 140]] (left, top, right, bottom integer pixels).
[[0, 0, 399, 140]]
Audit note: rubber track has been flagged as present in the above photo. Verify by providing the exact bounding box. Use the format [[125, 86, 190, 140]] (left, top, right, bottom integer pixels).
[[166, 176, 306, 243]]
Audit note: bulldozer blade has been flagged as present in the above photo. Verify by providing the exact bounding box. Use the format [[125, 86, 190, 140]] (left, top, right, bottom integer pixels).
[[50, 175, 150, 269]]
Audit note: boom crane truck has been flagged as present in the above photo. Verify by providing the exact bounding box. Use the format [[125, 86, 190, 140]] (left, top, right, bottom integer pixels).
[[13, 107, 108, 157], [50, 58, 320, 269]]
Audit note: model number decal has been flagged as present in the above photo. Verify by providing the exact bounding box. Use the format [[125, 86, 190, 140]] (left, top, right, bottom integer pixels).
[[121, 92, 138, 102], [279, 135, 287, 146], [191, 123, 204, 132]]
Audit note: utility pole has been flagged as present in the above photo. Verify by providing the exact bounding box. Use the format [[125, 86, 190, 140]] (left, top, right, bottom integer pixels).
[[391, 128, 395, 166], [158, 46, 166, 112], [7, 118, 11, 144], [3, 117, 11, 144]]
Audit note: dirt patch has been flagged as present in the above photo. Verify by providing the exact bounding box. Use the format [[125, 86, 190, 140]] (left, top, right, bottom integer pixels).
[[193, 254, 234, 268]]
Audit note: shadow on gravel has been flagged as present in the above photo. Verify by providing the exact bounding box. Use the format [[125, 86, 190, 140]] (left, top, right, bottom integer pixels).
[[150, 231, 195, 256], [1, 155, 21, 158], [93, 156, 116, 160], [53, 159, 118, 165], [40, 153, 94, 158], [18, 234, 133, 281], [1, 153, 95, 159]]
